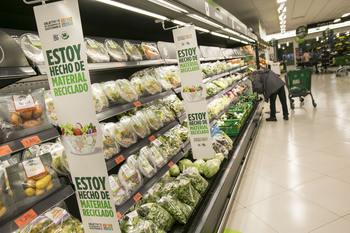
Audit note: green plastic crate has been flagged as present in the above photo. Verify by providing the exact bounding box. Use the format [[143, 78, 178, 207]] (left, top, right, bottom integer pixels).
[[219, 118, 242, 136], [287, 69, 311, 93]]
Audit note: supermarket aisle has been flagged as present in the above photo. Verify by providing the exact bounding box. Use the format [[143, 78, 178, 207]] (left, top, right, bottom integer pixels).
[[223, 73, 350, 233]]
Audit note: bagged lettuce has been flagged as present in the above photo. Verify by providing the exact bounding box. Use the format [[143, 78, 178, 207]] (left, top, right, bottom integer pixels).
[[158, 194, 193, 224], [120, 210, 166, 233], [175, 176, 201, 207], [204, 158, 221, 178], [123, 40, 142, 61], [109, 174, 130, 206], [182, 167, 208, 195], [137, 203, 175, 231]]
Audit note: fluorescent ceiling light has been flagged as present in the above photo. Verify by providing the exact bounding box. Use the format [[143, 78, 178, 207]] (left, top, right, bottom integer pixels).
[[194, 26, 210, 33], [172, 20, 187, 25], [286, 42, 289, 46], [279, 13, 286, 20], [148, 0, 188, 13], [278, 3, 285, 13], [188, 14, 223, 29], [223, 28, 240, 36], [239, 34, 255, 42], [277, 0, 287, 3], [334, 18, 341, 23], [280, 20, 286, 24], [96, 0, 168, 20], [229, 37, 240, 42], [240, 40, 248, 44], [342, 13, 350, 17], [278, 44, 281, 48], [211, 32, 229, 39]]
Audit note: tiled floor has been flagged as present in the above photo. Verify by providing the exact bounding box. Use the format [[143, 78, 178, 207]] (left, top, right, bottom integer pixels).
[[223, 72, 350, 233]]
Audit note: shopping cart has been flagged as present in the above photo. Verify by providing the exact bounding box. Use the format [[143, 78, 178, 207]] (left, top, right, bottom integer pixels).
[[285, 69, 317, 109]]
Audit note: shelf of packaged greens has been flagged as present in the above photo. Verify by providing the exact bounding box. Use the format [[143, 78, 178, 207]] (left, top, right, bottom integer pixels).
[[115, 150, 184, 217], [206, 78, 245, 104], [96, 90, 174, 121], [0, 185, 75, 232], [0, 126, 60, 157], [170, 100, 263, 233], [36, 59, 165, 74], [106, 120, 179, 171]]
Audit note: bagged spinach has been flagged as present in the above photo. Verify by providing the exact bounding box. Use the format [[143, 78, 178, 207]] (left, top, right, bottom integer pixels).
[[181, 167, 208, 195], [137, 203, 175, 231], [176, 176, 201, 207], [120, 210, 165, 233], [158, 194, 193, 224]]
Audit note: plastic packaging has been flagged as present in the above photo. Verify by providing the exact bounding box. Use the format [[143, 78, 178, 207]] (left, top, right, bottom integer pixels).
[[137, 153, 157, 178], [85, 38, 110, 63], [109, 174, 130, 206], [127, 154, 138, 168], [123, 40, 142, 61], [104, 39, 128, 61], [115, 79, 139, 103], [15, 206, 84, 233], [130, 76, 146, 97], [36, 142, 54, 157], [118, 163, 142, 191], [50, 143, 69, 176], [60, 150, 70, 172], [140, 42, 161, 60], [19, 33, 45, 65], [171, 125, 189, 142], [151, 138, 172, 159], [143, 108, 164, 131], [153, 67, 173, 91], [175, 176, 201, 207], [163, 95, 185, 117], [182, 167, 208, 195], [107, 122, 137, 148], [101, 81, 120, 102], [140, 146, 165, 168], [161, 66, 181, 89], [102, 126, 120, 160], [22, 145, 40, 161], [120, 211, 165, 233], [91, 83, 109, 112], [158, 194, 193, 224], [137, 203, 175, 231], [44, 90, 58, 125], [129, 115, 151, 138]]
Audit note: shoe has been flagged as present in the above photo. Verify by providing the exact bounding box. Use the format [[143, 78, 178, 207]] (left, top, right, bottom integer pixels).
[[266, 117, 277, 121], [283, 116, 289, 120]]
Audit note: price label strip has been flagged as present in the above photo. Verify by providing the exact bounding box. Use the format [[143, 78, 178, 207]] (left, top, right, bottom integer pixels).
[[21, 136, 41, 148], [15, 209, 37, 228]]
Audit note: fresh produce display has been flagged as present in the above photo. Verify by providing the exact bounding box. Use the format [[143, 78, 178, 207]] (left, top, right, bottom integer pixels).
[[105, 122, 137, 148], [140, 145, 165, 168], [181, 167, 208, 195], [49, 143, 69, 175], [118, 163, 143, 191], [123, 40, 142, 61], [156, 66, 181, 89], [104, 39, 128, 61], [151, 138, 171, 159], [91, 83, 109, 112], [115, 79, 139, 103], [169, 164, 180, 177], [120, 211, 165, 233], [206, 82, 221, 97], [137, 203, 175, 231], [19, 33, 45, 65], [126, 115, 150, 139], [137, 153, 157, 178], [140, 42, 161, 60], [176, 176, 201, 207], [153, 67, 173, 91], [102, 126, 120, 159], [203, 158, 221, 178], [61, 123, 97, 154], [101, 81, 120, 102], [163, 95, 185, 117], [15, 206, 84, 233], [158, 194, 193, 224], [143, 108, 164, 131], [170, 125, 189, 142], [109, 174, 130, 205], [178, 159, 193, 172], [85, 38, 110, 63], [44, 91, 57, 125]]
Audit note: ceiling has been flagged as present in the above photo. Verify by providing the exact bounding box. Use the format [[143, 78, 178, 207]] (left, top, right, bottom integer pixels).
[[214, 0, 350, 35]]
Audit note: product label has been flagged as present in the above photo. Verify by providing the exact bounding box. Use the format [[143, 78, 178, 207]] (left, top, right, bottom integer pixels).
[[44, 207, 69, 225], [12, 94, 36, 112], [149, 112, 156, 119], [26, 34, 42, 47], [107, 40, 117, 49], [15, 209, 37, 228], [21, 136, 42, 148], [126, 211, 138, 219], [0, 160, 11, 169], [133, 118, 141, 126], [151, 147, 161, 158], [153, 139, 162, 147], [22, 157, 46, 179], [121, 165, 134, 179], [115, 124, 125, 133], [86, 39, 98, 49], [109, 176, 120, 192]]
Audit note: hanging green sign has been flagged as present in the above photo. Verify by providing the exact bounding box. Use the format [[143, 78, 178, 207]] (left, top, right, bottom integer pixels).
[[295, 36, 305, 44], [296, 25, 308, 38]]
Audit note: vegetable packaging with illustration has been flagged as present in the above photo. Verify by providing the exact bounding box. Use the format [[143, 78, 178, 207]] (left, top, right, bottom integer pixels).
[[61, 123, 97, 154]]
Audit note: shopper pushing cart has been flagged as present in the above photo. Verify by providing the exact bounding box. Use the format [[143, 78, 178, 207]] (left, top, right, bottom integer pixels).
[[285, 69, 317, 109]]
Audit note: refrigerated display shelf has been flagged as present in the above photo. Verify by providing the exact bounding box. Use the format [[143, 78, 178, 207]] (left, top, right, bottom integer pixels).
[[0, 127, 60, 157], [115, 150, 185, 217], [0, 67, 36, 78], [105, 120, 179, 171], [170, 100, 263, 233], [96, 90, 174, 121], [0, 185, 75, 233]]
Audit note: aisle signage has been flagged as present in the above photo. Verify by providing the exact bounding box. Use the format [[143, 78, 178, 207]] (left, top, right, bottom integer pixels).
[[33, 1, 120, 232], [173, 26, 214, 159]]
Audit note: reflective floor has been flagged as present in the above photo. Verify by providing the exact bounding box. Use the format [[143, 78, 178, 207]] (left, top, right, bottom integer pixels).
[[223, 72, 350, 233]]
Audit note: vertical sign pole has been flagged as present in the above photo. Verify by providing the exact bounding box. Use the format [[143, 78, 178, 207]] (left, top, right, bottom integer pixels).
[[173, 26, 214, 159], [34, 1, 120, 232]]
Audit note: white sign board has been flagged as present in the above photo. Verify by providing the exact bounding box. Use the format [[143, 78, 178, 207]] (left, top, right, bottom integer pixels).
[[173, 26, 214, 159], [34, 0, 120, 232]]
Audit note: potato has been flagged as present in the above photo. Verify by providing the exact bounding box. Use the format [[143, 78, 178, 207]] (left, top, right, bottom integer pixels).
[[32, 108, 43, 119], [24, 188, 35, 197], [35, 189, 45, 196], [10, 113, 23, 127], [36, 174, 51, 189], [46, 181, 53, 191], [26, 179, 36, 188], [0, 206, 6, 217], [23, 119, 42, 129], [20, 110, 33, 120]]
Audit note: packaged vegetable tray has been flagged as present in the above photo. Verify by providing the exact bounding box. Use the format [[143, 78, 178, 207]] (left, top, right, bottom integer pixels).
[[118, 163, 143, 191], [44, 90, 58, 126], [102, 127, 120, 160], [137, 153, 157, 178], [153, 68, 173, 91], [129, 115, 151, 138], [106, 122, 137, 148], [101, 81, 120, 102], [123, 40, 142, 61], [15, 206, 84, 233], [115, 79, 139, 103], [19, 33, 45, 65], [49, 143, 69, 176], [85, 38, 110, 63], [140, 145, 165, 168], [151, 138, 172, 159], [105, 39, 128, 61], [142, 108, 164, 131], [140, 42, 161, 60], [91, 83, 109, 112], [109, 174, 130, 206], [22, 145, 40, 161]]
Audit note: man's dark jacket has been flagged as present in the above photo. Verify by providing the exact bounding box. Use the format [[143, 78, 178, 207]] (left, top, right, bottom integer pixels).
[[252, 69, 285, 102]]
